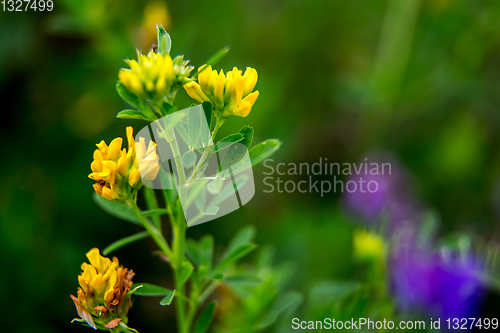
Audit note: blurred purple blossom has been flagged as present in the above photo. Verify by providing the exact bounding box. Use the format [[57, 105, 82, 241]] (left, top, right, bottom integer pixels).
[[391, 248, 484, 320], [342, 153, 420, 227]]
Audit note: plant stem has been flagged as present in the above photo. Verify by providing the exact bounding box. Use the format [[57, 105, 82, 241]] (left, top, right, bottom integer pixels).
[[198, 281, 219, 305], [185, 117, 225, 187], [126, 199, 173, 262], [173, 207, 188, 333]]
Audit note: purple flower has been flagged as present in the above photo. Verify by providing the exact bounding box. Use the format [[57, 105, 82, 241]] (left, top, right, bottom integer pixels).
[[391, 249, 484, 320], [342, 153, 420, 226]]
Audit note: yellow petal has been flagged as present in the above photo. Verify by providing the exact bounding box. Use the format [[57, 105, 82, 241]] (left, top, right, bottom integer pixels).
[[183, 82, 209, 103], [233, 100, 252, 117], [125, 126, 135, 152], [241, 90, 259, 106], [102, 187, 118, 201], [117, 149, 128, 177], [93, 149, 104, 161], [107, 138, 123, 161], [86, 248, 110, 274], [198, 65, 212, 91], [231, 77, 245, 106], [214, 71, 225, 103], [129, 168, 141, 186], [96, 140, 108, 154], [242, 67, 258, 96], [93, 183, 103, 197], [91, 160, 102, 173], [119, 70, 144, 96]]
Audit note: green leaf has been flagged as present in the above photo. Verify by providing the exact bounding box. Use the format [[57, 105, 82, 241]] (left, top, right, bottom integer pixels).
[[121, 284, 144, 310], [119, 322, 140, 333], [209, 271, 225, 281], [197, 265, 209, 281], [93, 192, 140, 225], [238, 125, 254, 148], [225, 273, 263, 286], [192, 301, 216, 333], [186, 179, 210, 210], [215, 133, 244, 151], [188, 106, 203, 149], [186, 239, 202, 266], [157, 24, 171, 55], [259, 291, 303, 329], [194, 182, 207, 214], [219, 144, 247, 173], [140, 208, 170, 218], [200, 102, 213, 148], [249, 139, 282, 166], [132, 283, 174, 296], [179, 262, 194, 285], [116, 82, 142, 110], [200, 235, 214, 269], [159, 289, 176, 306], [256, 245, 276, 270], [309, 281, 362, 303], [192, 46, 230, 79], [103, 231, 149, 255], [208, 175, 248, 209], [155, 101, 175, 117], [116, 109, 154, 121], [214, 243, 257, 273], [225, 225, 256, 256], [203, 206, 219, 215]]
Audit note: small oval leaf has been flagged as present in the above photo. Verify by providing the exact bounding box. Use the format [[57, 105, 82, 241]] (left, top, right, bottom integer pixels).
[[132, 283, 174, 296]]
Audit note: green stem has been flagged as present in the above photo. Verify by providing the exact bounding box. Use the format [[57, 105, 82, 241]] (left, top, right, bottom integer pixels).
[[173, 207, 188, 333], [185, 284, 200, 333], [126, 199, 173, 261], [185, 117, 225, 187], [198, 281, 219, 305]]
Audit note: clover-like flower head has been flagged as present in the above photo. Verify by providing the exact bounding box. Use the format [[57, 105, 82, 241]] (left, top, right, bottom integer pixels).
[[183, 65, 259, 118], [118, 50, 193, 102], [89, 126, 160, 202], [71, 248, 136, 331]]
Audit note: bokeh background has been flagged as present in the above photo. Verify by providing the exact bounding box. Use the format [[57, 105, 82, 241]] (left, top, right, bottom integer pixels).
[[2, 0, 500, 332]]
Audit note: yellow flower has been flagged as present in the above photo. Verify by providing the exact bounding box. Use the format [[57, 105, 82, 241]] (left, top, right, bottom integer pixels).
[[71, 248, 136, 330], [89, 126, 160, 202], [119, 50, 194, 102], [353, 229, 384, 262], [183, 65, 259, 118]]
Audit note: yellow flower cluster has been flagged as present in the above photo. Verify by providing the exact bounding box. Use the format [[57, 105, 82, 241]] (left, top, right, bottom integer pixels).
[[183, 65, 259, 118], [119, 51, 194, 102], [71, 248, 135, 330], [119, 50, 175, 101], [89, 126, 160, 201]]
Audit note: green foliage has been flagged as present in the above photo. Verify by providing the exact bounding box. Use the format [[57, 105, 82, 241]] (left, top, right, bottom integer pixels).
[[92, 192, 141, 225], [116, 109, 155, 121], [192, 301, 216, 333], [192, 46, 231, 80], [156, 24, 171, 55], [103, 231, 149, 255], [160, 290, 176, 306], [249, 140, 282, 166], [132, 283, 175, 297]]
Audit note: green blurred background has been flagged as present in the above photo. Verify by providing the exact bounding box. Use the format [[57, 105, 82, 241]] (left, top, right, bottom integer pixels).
[[2, 0, 500, 331]]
